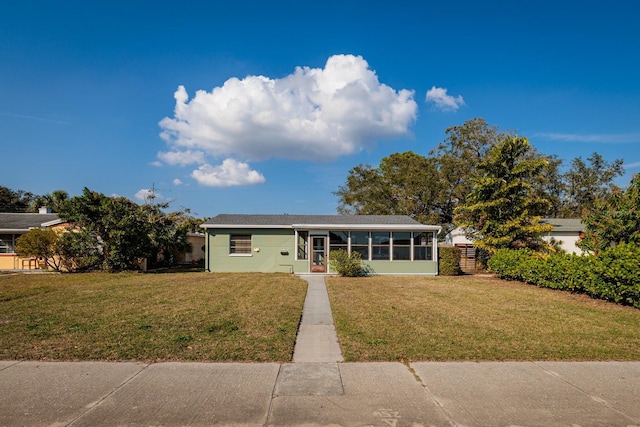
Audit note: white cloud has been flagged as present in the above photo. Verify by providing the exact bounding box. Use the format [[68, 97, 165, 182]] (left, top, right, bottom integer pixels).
[[624, 161, 640, 169], [157, 150, 206, 166], [191, 159, 266, 187], [158, 54, 417, 186], [536, 132, 640, 144], [134, 188, 165, 203], [173, 178, 183, 186], [425, 86, 465, 111]]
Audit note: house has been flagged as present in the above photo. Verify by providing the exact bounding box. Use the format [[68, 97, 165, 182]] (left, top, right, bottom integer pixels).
[[0, 208, 61, 270], [201, 214, 441, 275], [174, 232, 206, 265], [445, 218, 585, 272]]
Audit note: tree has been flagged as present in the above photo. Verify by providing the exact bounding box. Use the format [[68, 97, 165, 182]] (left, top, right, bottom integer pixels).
[[142, 203, 193, 269], [579, 174, 640, 252], [14, 228, 63, 271], [335, 151, 444, 225], [28, 190, 69, 213], [0, 186, 35, 212], [57, 187, 195, 272], [58, 188, 154, 271], [454, 136, 553, 253], [430, 118, 512, 228]]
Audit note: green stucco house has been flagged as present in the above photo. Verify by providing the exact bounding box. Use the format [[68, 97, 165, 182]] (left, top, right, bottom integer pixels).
[[201, 214, 441, 275]]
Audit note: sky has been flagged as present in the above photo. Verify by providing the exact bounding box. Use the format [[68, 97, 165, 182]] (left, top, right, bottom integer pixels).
[[2, 0, 639, 218]]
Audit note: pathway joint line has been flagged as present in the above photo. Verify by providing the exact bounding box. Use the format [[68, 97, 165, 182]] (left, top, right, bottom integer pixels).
[[66, 363, 150, 426], [532, 361, 640, 424]]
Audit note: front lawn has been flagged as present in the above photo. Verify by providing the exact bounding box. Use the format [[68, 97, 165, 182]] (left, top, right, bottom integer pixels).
[[326, 275, 640, 362], [0, 272, 307, 362]]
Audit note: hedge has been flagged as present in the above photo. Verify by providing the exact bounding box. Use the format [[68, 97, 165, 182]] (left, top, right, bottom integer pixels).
[[438, 246, 463, 276], [487, 243, 640, 308]]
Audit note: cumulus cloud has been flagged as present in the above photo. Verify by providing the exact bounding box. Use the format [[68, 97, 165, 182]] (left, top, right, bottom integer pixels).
[[191, 159, 266, 187], [173, 178, 183, 186], [158, 54, 417, 186], [134, 188, 166, 203], [425, 86, 465, 111]]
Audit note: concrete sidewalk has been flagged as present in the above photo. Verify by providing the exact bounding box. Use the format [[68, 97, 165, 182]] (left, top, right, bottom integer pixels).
[[2, 360, 640, 426]]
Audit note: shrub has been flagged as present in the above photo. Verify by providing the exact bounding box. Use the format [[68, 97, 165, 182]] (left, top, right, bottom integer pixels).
[[329, 249, 364, 277], [488, 244, 640, 308], [438, 246, 462, 276]]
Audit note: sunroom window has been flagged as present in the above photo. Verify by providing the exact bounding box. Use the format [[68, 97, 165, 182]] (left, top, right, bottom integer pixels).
[[350, 231, 369, 260], [413, 232, 433, 260]]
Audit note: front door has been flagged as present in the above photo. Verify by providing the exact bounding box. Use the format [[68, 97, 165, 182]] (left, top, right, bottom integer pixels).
[[310, 236, 327, 273]]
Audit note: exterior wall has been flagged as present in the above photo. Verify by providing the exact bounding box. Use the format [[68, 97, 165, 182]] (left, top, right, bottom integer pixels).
[[446, 227, 585, 255], [206, 228, 305, 273], [543, 232, 583, 254], [359, 260, 438, 275], [205, 228, 438, 275]]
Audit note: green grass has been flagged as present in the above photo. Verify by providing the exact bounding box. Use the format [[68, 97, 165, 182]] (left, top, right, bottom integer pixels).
[[0, 272, 307, 362], [326, 275, 640, 362]]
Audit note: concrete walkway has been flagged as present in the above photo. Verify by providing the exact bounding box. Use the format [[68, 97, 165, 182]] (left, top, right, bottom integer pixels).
[[292, 275, 343, 363], [2, 276, 640, 426]]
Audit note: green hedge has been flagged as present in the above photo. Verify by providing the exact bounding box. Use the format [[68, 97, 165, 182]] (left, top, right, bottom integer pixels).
[[487, 243, 640, 308], [439, 246, 463, 276]]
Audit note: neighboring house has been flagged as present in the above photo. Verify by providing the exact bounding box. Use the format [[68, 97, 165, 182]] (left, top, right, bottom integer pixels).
[[445, 218, 585, 272], [539, 218, 585, 254], [0, 208, 61, 270], [174, 232, 206, 264], [201, 214, 441, 275]]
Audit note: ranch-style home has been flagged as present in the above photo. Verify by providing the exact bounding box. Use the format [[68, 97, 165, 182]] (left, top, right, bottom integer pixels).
[[0, 208, 62, 270], [201, 214, 441, 275]]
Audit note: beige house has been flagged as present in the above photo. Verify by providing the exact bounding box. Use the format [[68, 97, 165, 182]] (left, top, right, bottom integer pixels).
[[0, 208, 61, 270], [445, 218, 585, 272]]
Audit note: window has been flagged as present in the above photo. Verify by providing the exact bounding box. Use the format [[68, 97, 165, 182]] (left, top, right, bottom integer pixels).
[[413, 232, 433, 260], [329, 231, 348, 253], [392, 232, 411, 260], [297, 231, 308, 260], [229, 234, 251, 255], [0, 234, 15, 254], [350, 231, 369, 260], [371, 231, 390, 260]]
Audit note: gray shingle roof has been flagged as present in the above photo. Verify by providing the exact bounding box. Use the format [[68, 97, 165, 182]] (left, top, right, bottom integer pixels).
[[540, 218, 583, 232], [202, 214, 438, 229], [0, 213, 61, 232]]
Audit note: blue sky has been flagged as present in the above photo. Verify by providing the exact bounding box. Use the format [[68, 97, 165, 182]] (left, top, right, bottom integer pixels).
[[2, 0, 639, 217]]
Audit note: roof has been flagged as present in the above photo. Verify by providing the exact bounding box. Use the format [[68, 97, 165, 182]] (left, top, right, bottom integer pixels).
[[0, 212, 61, 233], [201, 214, 441, 231], [540, 218, 583, 233]]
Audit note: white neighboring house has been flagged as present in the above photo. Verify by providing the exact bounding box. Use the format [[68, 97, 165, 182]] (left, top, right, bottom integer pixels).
[[445, 218, 584, 254], [445, 218, 585, 272]]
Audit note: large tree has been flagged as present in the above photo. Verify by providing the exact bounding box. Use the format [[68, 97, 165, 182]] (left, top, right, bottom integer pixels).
[[28, 190, 69, 213], [578, 174, 640, 252], [58, 188, 154, 271], [454, 136, 553, 253], [57, 188, 196, 271], [430, 118, 512, 224], [0, 186, 35, 212], [559, 153, 624, 218], [335, 151, 444, 225]]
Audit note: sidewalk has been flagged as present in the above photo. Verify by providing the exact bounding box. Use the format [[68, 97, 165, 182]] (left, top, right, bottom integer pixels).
[[2, 276, 640, 426], [2, 360, 640, 426]]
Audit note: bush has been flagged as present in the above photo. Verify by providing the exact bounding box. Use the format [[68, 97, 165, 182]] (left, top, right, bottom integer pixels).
[[438, 246, 462, 276], [488, 244, 640, 308], [329, 249, 364, 277]]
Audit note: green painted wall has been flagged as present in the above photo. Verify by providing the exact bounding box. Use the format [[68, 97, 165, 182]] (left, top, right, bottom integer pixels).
[[206, 229, 307, 273], [205, 228, 438, 275]]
